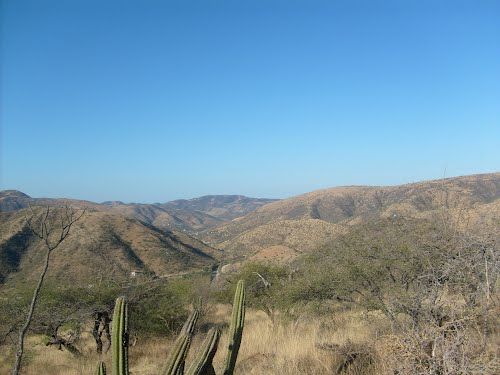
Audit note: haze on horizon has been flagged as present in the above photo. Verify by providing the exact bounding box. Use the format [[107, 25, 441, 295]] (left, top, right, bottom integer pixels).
[[1, 0, 499, 203]]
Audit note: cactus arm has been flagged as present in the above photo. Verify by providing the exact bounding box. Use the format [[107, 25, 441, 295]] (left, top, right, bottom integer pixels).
[[180, 309, 199, 336], [162, 310, 200, 375], [97, 361, 107, 375], [223, 280, 245, 375], [186, 328, 221, 375], [111, 296, 129, 375]]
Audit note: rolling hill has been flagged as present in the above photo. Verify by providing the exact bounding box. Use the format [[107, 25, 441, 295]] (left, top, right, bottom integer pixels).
[[201, 173, 500, 261], [0, 208, 221, 287], [1, 173, 498, 283], [0, 191, 276, 234], [161, 195, 277, 221], [0, 192, 275, 287]]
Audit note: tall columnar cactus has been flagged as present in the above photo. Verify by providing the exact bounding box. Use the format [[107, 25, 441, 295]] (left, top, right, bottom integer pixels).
[[162, 310, 200, 375], [97, 361, 107, 375], [186, 328, 221, 375], [223, 280, 246, 375], [102, 280, 245, 375], [111, 296, 129, 375]]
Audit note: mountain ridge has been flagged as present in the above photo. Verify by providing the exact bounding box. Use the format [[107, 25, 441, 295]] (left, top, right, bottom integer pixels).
[[0, 192, 277, 233], [200, 172, 500, 260], [0, 209, 221, 287], [2, 172, 498, 272]]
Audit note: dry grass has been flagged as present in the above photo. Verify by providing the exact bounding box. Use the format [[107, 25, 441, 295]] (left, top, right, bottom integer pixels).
[[0, 306, 381, 374], [1, 305, 497, 374]]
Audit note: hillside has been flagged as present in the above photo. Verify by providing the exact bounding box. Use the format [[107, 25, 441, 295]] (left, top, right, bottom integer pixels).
[[0, 191, 104, 212], [0, 190, 32, 211], [0, 209, 221, 287], [97, 195, 277, 233], [0, 192, 275, 234], [202, 173, 500, 260], [161, 195, 278, 221], [2, 173, 498, 270]]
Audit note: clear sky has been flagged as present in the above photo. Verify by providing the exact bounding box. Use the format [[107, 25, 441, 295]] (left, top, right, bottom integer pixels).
[[1, 0, 499, 203]]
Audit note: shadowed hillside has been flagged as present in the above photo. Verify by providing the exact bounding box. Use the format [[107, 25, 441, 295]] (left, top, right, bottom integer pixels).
[[0, 209, 221, 288]]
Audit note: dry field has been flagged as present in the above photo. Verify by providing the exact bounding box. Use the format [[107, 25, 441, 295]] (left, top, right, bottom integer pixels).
[[1, 304, 498, 375], [0, 306, 387, 375]]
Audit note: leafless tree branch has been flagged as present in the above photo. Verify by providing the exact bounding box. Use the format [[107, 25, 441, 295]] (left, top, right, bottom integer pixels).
[[12, 205, 85, 375]]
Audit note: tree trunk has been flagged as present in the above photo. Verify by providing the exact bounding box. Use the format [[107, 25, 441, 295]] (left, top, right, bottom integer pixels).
[[12, 247, 52, 375]]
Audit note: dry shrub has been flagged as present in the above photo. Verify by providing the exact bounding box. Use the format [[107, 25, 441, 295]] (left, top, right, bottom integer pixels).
[[1, 305, 498, 375], [332, 340, 376, 374], [376, 318, 500, 375]]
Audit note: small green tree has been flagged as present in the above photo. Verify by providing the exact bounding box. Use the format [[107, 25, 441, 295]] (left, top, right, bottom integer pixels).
[[128, 279, 194, 336], [221, 262, 290, 322]]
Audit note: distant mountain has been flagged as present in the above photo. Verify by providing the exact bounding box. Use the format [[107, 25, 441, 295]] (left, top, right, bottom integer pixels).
[[0, 191, 278, 286], [2, 173, 498, 275], [0, 190, 32, 211], [0, 192, 278, 234], [0, 209, 221, 287], [161, 195, 278, 221], [0, 191, 103, 212], [201, 173, 500, 261]]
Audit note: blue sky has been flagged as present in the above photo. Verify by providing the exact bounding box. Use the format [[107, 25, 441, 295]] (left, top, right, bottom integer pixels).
[[1, 0, 499, 203]]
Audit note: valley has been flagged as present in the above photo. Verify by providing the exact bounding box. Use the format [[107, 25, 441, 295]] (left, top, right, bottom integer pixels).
[[0, 172, 498, 375]]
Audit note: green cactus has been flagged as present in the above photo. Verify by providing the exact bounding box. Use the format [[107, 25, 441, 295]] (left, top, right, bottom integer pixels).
[[111, 296, 129, 375], [98, 280, 245, 375], [186, 328, 221, 375], [223, 280, 246, 375], [97, 361, 107, 375], [162, 310, 200, 375]]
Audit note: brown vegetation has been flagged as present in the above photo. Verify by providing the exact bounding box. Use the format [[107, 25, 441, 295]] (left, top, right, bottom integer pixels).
[[0, 173, 498, 374], [0, 210, 219, 288], [203, 173, 500, 259]]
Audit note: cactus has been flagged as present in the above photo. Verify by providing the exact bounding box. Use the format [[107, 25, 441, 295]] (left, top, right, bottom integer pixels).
[[97, 361, 107, 375], [100, 280, 245, 375], [223, 280, 245, 375], [186, 328, 221, 375], [111, 296, 129, 375], [162, 310, 200, 375]]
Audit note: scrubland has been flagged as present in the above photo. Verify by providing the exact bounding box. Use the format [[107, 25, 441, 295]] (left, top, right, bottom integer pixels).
[[1, 302, 498, 374]]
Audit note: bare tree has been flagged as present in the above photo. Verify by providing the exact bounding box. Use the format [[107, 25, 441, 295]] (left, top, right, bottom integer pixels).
[[12, 205, 85, 375]]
